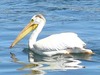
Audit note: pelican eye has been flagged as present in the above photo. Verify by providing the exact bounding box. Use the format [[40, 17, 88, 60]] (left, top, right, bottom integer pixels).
[[31, 19, 34, 22]]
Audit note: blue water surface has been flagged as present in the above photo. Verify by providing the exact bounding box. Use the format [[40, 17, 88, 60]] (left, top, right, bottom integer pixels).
[[0, 0, 100, 75]]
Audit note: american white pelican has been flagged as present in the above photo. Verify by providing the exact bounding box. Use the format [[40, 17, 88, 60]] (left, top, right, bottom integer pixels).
[[10, 14, 93, 56]]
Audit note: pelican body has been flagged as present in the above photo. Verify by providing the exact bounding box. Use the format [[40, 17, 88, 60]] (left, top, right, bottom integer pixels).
[[10, 14, 93, 56]]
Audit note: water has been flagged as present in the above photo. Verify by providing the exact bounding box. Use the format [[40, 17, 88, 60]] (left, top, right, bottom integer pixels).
[[0, 0, 100, 75]]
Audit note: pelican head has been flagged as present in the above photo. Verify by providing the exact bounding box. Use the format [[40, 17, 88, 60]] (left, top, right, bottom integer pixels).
[[10, 14, 46, 48]]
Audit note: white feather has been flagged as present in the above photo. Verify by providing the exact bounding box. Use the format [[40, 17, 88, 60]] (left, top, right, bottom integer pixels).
[[34, 33, 85, 50], [28, 14, 93, 56]]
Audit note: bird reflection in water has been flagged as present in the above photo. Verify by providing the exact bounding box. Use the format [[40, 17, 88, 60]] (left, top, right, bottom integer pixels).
[[10, 48, 92, 75]]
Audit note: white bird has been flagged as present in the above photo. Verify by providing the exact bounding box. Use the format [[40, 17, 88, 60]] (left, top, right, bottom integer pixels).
[[10, 14, 93, 56]]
